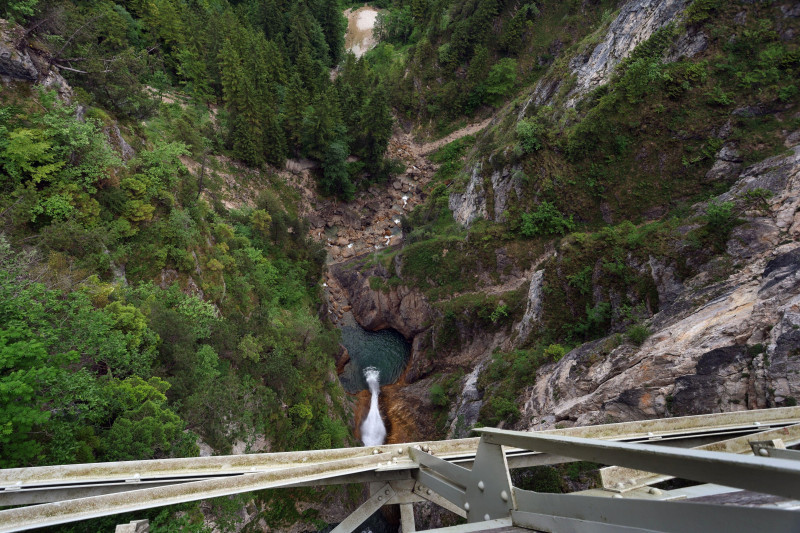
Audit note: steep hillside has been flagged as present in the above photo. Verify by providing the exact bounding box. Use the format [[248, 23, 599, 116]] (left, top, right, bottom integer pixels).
[[0, 4, 360, 529], [1, 0, 800, 530], [333, 0, 800, 442]]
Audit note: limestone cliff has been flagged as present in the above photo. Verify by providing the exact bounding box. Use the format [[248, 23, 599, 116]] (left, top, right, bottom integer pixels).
[[518, 143, 800, 428]]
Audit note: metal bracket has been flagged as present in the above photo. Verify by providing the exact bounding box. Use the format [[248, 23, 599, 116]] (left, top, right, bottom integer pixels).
[[462, 437, 515, 523], [750, 439, 800, 461]]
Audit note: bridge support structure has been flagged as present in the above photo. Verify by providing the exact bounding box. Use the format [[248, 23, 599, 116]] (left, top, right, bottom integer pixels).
[[2, 407, 800, 532]]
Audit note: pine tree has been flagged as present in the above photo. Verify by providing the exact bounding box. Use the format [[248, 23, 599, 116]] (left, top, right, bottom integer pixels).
[[359, 84, 393, 176], [284, 72, 310, 156], [335, 54, 371, 136], [316, 0, 346, 66], [411, 0, 430, 25], [301, 85, 344, 161], [321, 140, 355, 201]]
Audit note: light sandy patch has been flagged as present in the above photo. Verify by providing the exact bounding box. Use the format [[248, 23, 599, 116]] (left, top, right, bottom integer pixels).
[[344, 6, 380, 58], [356, 9, 378, 31]]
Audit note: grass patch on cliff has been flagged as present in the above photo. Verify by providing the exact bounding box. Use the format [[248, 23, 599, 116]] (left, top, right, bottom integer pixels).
[[429, 370, 466, 436], [477, 343, 569, 427], [400, 236, 474, 296], [479, 2, 800, 230], [538, 220, 674, 346]]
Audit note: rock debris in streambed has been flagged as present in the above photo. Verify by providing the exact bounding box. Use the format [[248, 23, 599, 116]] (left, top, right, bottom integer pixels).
[[304, 138, 435, 262]]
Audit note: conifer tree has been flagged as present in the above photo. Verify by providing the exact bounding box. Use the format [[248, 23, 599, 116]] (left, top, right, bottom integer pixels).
[[316, 0, 346, 66], [284, 72, 310, 156], [321, 140, 354, 201], [359, 84, 393, 176], [301, 85, 344, 161]]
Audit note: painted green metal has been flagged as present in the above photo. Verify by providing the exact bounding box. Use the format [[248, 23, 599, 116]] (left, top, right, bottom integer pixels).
[[600, 422, 800, 491], [761, 447, 800, 461], [462, 439, 514, 523], [479, 428, 800, 501], [414, 469, 465, 509], [513, 489, 800, 533], [400, 503, 416, 533], [513, 511, 661, 533], [4, 408, 800, 532], [0, 453, 392, 533]]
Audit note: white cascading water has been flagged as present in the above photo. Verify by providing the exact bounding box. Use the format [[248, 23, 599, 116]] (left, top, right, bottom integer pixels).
[[361, 367, 387, 446]]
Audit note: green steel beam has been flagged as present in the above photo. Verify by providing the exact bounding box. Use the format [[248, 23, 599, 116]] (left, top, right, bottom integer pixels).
[[513, 490, 800, 533], [479, 428, 800, 500]]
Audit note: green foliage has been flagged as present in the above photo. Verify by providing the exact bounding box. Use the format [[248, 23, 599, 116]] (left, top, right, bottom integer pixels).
[[320, 140, 355, 201], [705, 199, 736, 233], [543, 343, 567, 362], [626, 324, 651, 346], [102, 376, 197, 460], [374, 6, 415, 44], [516, 119, 546, 153], [430, 383, 448, 407], [569, 302, 612, 342], [686, 0, 722, 25], [520, 201, 575, 237], [484, 58, 518, 106], [567, 266, 592, 296], [490, 304, 509, 323], [513, 466, 564, 493], [691, 199, 738, 252], [1, 0, 38, 19], [484, 396, 520, 425]]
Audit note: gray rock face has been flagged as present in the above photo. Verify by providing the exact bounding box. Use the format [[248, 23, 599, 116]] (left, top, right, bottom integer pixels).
[[106, 124, 136, 161], [446, 363, 484, 439], [671, 346, 750, 416], [330, 261, 432, 340], [665, 28, 708, 62], [517, 140, 800, 428], [490, 167, 522, 222], [521, 0, 690, 113], [518, 78, 562, 120], [565, 0, 689, 107], [449, 163, 487, 226], [706, 143, 743, 181], [0, 20, 38, 81], [514, 270, 545, 344], [647, 256, 683, 309], [1, 19, 74, 102]]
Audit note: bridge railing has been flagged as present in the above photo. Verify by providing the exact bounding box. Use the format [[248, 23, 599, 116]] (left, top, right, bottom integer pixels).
[[2, 407, 800, 532]]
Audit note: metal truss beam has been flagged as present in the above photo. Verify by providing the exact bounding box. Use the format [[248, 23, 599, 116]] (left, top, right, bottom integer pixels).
[[600, 422, 800, 491], [330, 483, 394, 533], [479, 428, 800, 501], [513, 489, 800, 533], [0, 453, 391, 533], [2, 407, 800, 532]]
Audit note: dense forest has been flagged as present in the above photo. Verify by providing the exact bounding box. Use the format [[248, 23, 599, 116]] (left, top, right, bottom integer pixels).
[[0, 0, 393, 528], [1, 0, 800, 529]]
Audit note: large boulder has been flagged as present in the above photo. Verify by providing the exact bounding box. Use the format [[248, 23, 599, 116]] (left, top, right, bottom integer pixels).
[[0, 19, 38, 81]]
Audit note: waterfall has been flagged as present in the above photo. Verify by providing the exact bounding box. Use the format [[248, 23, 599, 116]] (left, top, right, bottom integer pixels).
[[361, 367, 387, 446]]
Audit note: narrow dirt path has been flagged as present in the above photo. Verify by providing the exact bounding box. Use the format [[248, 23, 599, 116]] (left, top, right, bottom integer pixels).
[[416, 117, 493, 156]]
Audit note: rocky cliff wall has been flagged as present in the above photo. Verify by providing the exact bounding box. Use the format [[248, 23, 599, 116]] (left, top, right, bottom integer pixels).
[[0, 19, 73, 101], [517, 142, 800, 429]]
